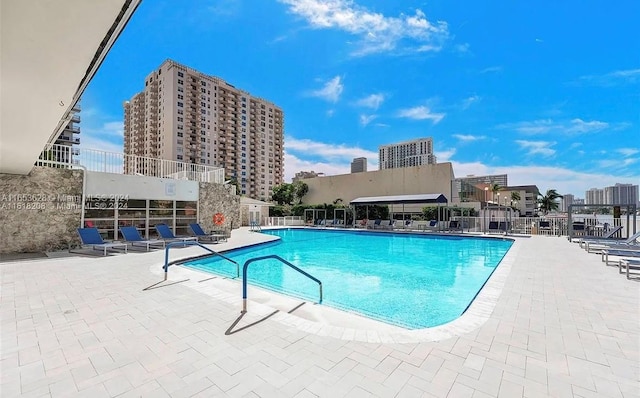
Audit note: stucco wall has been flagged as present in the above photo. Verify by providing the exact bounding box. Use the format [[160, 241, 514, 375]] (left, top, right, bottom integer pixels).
[[302, 163, 457, 205], [0, 167, 83, 254], [198, 182, 240, 234]]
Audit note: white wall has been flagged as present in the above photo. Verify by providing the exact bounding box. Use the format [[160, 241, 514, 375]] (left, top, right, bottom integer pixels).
[[85, 171, 198, 200]]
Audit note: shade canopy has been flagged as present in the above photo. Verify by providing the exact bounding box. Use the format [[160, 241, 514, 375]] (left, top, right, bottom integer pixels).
[[350, 194, 448, 205]]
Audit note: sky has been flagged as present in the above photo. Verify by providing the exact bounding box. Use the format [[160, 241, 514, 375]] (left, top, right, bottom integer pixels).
[[81, 0, 640, 198]]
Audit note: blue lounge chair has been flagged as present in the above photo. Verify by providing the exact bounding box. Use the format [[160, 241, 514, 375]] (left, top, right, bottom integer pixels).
[[189, 223, 227, 243], [77, 227, 128, 256], [155, 223, 198, 244], [120, 226, 166, 251]]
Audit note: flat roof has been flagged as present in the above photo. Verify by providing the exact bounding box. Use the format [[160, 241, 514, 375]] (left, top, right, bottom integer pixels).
[[350, 193, 448, 205]]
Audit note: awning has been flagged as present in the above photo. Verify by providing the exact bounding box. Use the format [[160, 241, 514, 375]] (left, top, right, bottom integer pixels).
[[350, 194, 448, 205]]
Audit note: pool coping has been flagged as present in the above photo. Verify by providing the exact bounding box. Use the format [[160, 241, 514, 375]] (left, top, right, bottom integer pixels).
[[157, 228, 521, 343]]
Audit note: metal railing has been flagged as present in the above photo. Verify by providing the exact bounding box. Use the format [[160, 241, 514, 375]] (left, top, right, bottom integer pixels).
[[36, 143, 225, 184], [163, 241, 239, 280], [242, 255, 322, 312], [249, 221, 262, 232], [266, 216, 305, 226]]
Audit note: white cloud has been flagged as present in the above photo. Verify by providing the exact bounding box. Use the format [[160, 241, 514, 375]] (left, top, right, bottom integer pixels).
[[397, 105, 445, 123], [479, 66, 502, 74], [577, 68, 640, 86], [285, 136, 378, 161], [617, 148, 640, 157], [279, 0, 449, 56], [355, 93, 385, 109], [499, 118, 617, 135], [310, 76, 344, 102], [453, 134, 486, 142], [566, 118, 608, 133], [359, 114, 377, 126], [454, 43, 470, 53], [284, 137, 379, 181], [461, 95, 480, 109], [326, 109, 335, 117], [435, 148, 456, 162], [515, 140, 556, 157], [451, 161, 640, 196]]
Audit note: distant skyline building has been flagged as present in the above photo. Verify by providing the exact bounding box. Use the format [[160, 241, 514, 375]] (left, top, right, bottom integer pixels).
[[560, 193, 575, 212], [123, 59, 284, 200], [378, 137, 436, 170], [585, 184, 638, 206], [350, 157, 367, 173], [50, 102, 81, 163]]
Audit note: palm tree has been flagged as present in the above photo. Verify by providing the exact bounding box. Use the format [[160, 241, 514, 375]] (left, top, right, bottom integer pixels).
[[489, 183, 502, 203], [510, 191, 521, 209], [538, 189, 563, 214]]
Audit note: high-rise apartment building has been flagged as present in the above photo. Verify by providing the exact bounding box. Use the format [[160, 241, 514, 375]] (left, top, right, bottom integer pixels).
[[560, 193, 575, 212], [585, 184, 638, 206], [123, 59, 284, 200], [350, 157, 367, 173], [585, 188, 604, 205], [378, 138, 436, 170], [49, 102, 81, 163]]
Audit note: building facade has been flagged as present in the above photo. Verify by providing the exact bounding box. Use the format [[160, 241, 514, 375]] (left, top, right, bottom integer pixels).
[[301, 163, 456, 206], [454, 174, 509, 202], [124, 59, 284, 200], [585, 188, 604, 205], [350, 157, 367, 173], [378, 138, 436, 170], [49, 102, 81, 163]]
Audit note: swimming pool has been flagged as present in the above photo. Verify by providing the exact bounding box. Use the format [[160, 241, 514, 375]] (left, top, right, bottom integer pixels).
[[184, 229, 513, 329]]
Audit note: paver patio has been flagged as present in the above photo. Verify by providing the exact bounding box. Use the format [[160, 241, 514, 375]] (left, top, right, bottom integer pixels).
[[1, 228, 638, 397]]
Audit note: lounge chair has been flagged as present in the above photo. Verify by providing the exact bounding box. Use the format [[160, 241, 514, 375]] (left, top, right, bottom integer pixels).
[[447, 220, 463, 233], [618, 258, 640, 279], [376, 220, 393, 230], [189, 223, 227, 243], [424, 220, 439, 231], [577, 226, 626, 247], [77, 227, 128, 256], [120, 226, 166, 251], [155, 223, 198, 244], [488, 221, 500, 233], [583, 231, 640, 252], [601, 247, 640, 265]]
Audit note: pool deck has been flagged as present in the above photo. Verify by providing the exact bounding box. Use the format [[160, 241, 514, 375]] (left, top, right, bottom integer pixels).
[[1, 228, 638, 397]]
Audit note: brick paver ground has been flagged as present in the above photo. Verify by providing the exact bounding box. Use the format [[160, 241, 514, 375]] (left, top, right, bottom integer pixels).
[[1, 229, 638, 397]]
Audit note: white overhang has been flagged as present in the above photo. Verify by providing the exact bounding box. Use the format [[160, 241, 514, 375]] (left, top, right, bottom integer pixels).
[[0, 0, 141, 175]]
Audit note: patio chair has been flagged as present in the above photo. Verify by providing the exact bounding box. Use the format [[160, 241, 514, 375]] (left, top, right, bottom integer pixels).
[[576, 226, 625, 247], [189, 223, 227, 243], [120, 226, 166, 251], [424, 220, 439, 231], [154, 223, 198, 244], [76, 227, 128, 256]]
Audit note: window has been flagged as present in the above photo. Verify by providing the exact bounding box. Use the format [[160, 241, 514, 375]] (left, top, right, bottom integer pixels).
[[178, 71, 184, 77], [177, 79, 183, 85], [177, 132, 183, 137], [177, 155, 183, 160], [177, 94, 183, 100], [177, 102, 183, 107], [177, 117, 183, 122]]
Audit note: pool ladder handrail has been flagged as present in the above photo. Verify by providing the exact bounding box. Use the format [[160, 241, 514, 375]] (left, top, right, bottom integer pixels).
[[242, 254, 322, 312], [163, 241, 239, 280], [249, 221, 262, 232]]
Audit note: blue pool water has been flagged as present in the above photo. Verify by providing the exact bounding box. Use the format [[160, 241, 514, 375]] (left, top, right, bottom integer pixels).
[[184, 229, 513, 329]]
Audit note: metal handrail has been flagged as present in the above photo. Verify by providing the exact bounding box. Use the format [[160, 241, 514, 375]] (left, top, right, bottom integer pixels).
[[242, 255, 322, 312], [249, 221, 262, 232], [163, 241, 239, 280]]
